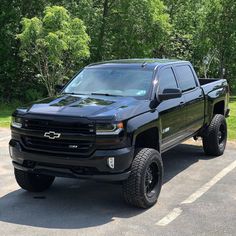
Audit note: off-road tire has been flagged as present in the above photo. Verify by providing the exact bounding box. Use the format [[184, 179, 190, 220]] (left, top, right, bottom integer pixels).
[[123, 148, 163, 208], [202, 114, 227, 156], [14, 168, 55, 192]]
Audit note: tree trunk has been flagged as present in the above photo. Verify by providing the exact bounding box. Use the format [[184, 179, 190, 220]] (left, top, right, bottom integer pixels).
[[96, 0, 109, 61], [219, 51, 225, 79]]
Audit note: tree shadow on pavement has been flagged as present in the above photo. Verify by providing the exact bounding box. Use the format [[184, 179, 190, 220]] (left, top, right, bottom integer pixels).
[[0, 143, 212, 229]]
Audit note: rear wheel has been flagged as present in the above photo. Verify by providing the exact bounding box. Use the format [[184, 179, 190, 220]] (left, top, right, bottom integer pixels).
[[202, 114, 227, 156], [123, 148, 163, 208], [14, 168, 55, 192]]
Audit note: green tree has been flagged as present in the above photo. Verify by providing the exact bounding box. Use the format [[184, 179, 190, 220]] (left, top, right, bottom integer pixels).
[[63, 0, 170, 61], [164, 0, 236, 89], [108, 0, 171, 59], [17, 6, 90, 96], [203, 0, 236, 82], [0, 0, 49, 102], [163, 0, 209, 61]]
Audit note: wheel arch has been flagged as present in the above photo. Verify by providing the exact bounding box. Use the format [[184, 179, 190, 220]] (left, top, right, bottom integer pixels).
[[213, 100, 225, 116], [134, 127, 160, 152], [127, 111, 161, 153]]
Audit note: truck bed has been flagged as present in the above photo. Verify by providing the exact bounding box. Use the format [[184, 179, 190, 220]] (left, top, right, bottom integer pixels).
[[199, 78, 227, 95], [199, 78, 218, 85]]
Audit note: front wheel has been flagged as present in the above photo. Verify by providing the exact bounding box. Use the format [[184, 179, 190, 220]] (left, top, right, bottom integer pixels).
[[123, 148, 163, 208], [14, 168, 55, 192], [202, 114, 227, 156]]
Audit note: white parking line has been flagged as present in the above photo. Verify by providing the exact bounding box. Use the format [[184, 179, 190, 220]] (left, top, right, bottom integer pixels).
[[156, 207, 183, 226], [156, 159, 236, 226], [0, 135, 11, 141], [181, 160, 236, 204]]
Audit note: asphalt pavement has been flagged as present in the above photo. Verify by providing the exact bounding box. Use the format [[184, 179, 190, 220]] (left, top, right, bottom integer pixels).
[[0, 128, 236, 236]]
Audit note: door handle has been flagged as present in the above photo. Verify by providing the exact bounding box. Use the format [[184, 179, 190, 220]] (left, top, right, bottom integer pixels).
[[179, 101, 185, 106]]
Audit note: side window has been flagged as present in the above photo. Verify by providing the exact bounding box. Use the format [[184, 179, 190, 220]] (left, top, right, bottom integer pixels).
[[175, 65, 197, 92], [158, 68, 178, 93]]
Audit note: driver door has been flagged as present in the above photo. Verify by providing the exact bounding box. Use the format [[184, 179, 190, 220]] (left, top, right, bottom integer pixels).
[[157, 67, 187, 150]]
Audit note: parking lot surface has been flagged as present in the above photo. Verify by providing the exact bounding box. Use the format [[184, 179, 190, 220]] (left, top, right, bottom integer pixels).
[[0, 128, 236, 236]]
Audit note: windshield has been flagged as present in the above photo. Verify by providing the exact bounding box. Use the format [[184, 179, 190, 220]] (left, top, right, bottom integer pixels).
[[63, 68, 153, 98]]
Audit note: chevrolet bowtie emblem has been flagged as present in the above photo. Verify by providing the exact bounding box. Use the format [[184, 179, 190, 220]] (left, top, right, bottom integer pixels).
[[44, 131, 61, 140]]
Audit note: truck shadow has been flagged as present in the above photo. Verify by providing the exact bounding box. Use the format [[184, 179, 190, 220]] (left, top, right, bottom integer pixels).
[[0, 143, 212, 229], [162, 143, 213, 184]]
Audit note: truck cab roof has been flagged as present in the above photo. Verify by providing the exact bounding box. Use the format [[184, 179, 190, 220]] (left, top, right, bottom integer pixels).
[[86, 59, 189, 70]]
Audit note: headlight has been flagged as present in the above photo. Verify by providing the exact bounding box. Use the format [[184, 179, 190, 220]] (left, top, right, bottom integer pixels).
[[11, 116, 23, 128], [96, 122, 124, 135]]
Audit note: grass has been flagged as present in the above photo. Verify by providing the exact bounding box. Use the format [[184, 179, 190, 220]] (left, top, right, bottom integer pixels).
[[0, 103, 18, 128], [0, 98, 236, 140], [228, 96, 236, 140]]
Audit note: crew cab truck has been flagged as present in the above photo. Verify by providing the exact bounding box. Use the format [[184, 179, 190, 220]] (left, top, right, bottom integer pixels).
[[9, 59, 230, 208]]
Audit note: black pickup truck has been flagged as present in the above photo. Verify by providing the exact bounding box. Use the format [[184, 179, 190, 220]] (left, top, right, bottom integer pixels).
[[9, 59, 230, 208]]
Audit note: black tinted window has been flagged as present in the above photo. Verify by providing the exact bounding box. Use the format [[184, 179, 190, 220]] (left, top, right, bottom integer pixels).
[[159, 68, 178, 93], [175, 65, 197, 92], [64, 68, 153, 98]]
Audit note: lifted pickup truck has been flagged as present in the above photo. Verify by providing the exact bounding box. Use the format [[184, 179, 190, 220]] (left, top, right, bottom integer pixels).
[[9, 59, 230, 208]]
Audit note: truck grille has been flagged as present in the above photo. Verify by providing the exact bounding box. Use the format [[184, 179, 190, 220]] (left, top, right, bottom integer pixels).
[[22, 136, 95, 156], [24, 119, 95, 135], [21, 117, 96, 156]]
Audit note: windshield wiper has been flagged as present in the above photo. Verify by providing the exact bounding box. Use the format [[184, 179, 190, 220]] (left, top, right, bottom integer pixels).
[[62, 92, 88, 95], [91, 93, 123, 97]]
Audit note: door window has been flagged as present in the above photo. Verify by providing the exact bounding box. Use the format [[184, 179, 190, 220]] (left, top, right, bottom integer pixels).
[[158, 68, 178, 93]]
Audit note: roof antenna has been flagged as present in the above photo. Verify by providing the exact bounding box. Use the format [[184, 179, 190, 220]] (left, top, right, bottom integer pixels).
[[142, 62, 147, 68]]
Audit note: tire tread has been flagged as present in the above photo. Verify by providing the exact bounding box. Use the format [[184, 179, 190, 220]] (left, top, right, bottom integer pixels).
[[14, 168, 55, 192], [203, 114, 227, 156], [123, 148, 163, 208]]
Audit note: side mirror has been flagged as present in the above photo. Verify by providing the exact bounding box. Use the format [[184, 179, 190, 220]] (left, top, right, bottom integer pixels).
[[158, 88, 182, 102], [55, 84, 65, 93]]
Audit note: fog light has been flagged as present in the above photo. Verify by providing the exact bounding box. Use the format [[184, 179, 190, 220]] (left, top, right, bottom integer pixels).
[[107, 157, 115, 169]]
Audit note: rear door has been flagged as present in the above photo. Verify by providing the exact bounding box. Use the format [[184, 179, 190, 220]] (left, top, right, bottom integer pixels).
[[174, 64, 205, 136], [157, 67, 186, 149]]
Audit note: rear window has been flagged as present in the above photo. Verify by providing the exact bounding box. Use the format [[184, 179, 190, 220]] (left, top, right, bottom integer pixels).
[[175, 65, 197, 92]]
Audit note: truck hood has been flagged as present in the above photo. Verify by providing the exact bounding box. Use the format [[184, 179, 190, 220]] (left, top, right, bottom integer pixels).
[[18, 95, 151, 121]]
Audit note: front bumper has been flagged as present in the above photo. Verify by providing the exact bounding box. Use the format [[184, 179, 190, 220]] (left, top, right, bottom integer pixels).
[[9, 140, 134, 181]]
